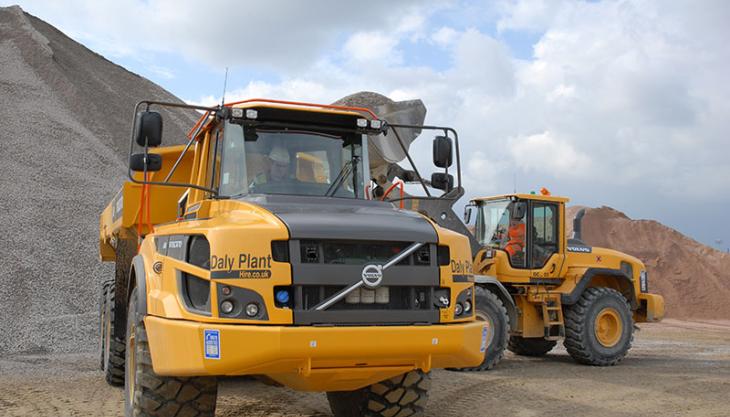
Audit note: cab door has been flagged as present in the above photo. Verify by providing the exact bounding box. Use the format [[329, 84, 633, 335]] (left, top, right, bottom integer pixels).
[[526, 201, 564, 281]]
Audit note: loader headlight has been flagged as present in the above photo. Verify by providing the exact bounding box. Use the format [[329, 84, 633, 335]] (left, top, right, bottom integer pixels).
[[640, 270, 648, 293], [463, 300, 472, 313]]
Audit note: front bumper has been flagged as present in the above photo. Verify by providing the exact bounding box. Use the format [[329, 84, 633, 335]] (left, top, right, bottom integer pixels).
[[144, 316, 486, 391], [636, 293, 665, 322]]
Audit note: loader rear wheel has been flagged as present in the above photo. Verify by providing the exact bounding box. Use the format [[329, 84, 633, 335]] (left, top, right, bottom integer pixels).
[[326, 370, 430, 417], [564, 287, 633, 366], [102, 282, 125, 386], [125, 287, 218, 417], [507, 336, 557, 357], [450, 286, 509, 371]]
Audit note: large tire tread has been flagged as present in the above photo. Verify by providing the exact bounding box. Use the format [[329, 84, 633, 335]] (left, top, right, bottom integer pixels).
[[507, 336, 557, 357], [563, 287, 633, 366], [104, 282, 126, 387], [327, 370, 430, 417], [126, 287, 217, 417]]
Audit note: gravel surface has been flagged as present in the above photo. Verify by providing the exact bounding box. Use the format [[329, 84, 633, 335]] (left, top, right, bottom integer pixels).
[[0, 5, 198, 354], [1, 320, 729, 417]]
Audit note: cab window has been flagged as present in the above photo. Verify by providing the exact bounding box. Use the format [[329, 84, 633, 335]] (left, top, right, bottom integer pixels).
[[530, 203, 558, 268]]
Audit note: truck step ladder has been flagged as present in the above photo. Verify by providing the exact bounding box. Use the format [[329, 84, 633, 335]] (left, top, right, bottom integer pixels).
[[542, 294, 565, 340]]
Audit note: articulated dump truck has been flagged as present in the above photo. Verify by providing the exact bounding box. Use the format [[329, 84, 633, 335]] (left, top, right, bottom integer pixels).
[[99, 96, 486, 417]]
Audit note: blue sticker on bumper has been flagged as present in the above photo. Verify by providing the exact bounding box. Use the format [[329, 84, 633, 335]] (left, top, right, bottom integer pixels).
[[204, 329, 220, 360]]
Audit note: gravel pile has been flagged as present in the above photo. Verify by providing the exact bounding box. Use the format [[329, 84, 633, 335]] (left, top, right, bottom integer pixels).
[[0, 5, 198, 353]]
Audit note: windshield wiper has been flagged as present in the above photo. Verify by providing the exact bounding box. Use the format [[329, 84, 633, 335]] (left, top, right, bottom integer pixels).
[[325, 156, 359, 197]]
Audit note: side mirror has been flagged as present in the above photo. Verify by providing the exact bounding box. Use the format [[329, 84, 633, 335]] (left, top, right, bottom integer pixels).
[[431, 172, 453, 191], [135, 111, 163, 147], [512, 201, 527, 220], [433, 136, 453, 168], [130, 153, 162, 172]]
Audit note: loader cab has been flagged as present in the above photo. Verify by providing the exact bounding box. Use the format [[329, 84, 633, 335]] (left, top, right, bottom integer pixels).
[[472, 194, 568, 282]]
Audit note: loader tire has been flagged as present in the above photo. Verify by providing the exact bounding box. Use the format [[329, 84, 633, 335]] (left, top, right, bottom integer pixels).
[[326, 370, 430, 417], [102, 282, 126, 386], [507, 336, 557, 357], [564, 287, 633, 366], [125, 287, 218, 417], [451, 286, 509, 371]]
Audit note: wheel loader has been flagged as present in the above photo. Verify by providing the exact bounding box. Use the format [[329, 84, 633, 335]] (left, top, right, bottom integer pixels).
[[453, 191, 666, 370], [98, 96, 486, 417]]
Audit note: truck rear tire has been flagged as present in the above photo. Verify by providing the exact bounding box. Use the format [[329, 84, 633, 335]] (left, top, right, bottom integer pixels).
[[564, 287, 633, 366], [507, 336, 557, 357], [102, 282, 125, 386], [326, 370, 430, 417], [451, 286, 509, 371], [125, 287, 218, 417]]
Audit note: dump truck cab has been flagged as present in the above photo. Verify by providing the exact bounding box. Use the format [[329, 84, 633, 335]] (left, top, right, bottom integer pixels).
[[458, 191, 664, 369], [99, 99, 485, 417]]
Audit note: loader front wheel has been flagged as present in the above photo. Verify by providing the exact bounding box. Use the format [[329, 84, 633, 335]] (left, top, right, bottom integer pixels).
[[564, 287, 633, 366], [102, 282, 125, 386], [124, 287, 218, 417], [451, 286, 509, 371], [507, 336, 557, 357], [326, 370, 430, 417]]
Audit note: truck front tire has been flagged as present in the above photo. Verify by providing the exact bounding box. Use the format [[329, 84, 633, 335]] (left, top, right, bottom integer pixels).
[[564, 287, 633, 366], [124, 287, 218, 417], [326, 370, 430, 417]]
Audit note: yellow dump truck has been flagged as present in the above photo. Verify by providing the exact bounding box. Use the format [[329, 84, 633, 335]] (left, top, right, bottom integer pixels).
[[456, 191, 665, 370], [98, 98, 485, 416]]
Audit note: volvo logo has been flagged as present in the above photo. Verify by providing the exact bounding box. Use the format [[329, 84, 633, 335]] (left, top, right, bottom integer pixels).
[[361, 264, 383, 288]]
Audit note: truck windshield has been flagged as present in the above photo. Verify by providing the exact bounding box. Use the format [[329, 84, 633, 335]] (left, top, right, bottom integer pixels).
[[218, 121, 365, 198], [476, 200, 513, 248]]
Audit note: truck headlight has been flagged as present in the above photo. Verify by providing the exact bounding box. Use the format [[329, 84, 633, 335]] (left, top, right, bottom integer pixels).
[[640, 270, 648, 293]]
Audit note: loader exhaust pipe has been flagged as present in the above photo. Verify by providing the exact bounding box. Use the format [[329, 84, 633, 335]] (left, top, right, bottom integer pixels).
[[573, 208, 586, 241]]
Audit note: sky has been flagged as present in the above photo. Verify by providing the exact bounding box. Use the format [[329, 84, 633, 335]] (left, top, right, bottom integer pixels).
[[7, 0, 730, 249]]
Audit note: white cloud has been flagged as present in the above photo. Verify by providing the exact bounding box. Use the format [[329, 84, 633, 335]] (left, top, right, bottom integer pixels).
[[508, 131, 590, 175], [343, 32, 400, 64]]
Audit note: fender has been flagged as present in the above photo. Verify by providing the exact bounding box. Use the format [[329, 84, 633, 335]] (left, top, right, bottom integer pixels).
[[561, 267, 637, 309], [474, 275, 518, 331], [128, 255, 148, 316]]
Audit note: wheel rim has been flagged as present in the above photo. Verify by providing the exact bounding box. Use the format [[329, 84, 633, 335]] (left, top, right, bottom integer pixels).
[[594, 307, 622, 347], [476, 310, 495, 349], [127, 321, 136, 404]]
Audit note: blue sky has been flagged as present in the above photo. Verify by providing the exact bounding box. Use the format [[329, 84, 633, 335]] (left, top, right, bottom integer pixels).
[[7, 0, 730, 249]]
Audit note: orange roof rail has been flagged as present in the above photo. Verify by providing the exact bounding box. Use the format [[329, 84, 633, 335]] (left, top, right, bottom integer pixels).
[[187, 98, 379, 138]]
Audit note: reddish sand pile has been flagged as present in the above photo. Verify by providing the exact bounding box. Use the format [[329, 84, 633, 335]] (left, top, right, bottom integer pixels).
[[566, 206, 730, 320]]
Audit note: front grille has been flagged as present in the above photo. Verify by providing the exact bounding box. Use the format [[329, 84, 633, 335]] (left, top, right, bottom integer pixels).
[[287, 239, 442, 325]]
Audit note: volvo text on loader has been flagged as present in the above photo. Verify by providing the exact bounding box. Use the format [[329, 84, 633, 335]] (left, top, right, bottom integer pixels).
[[98, 97, 486, 417]]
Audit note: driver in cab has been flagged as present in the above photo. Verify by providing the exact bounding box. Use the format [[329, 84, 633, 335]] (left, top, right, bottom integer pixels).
[[254, 145, 292, 185]]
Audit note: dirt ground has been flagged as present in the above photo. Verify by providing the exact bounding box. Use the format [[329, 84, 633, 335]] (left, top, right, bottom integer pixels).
[[1, 320, 729, 417]]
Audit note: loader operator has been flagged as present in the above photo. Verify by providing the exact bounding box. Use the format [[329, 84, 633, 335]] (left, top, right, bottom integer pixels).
[[504, 213, 526, 262]]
